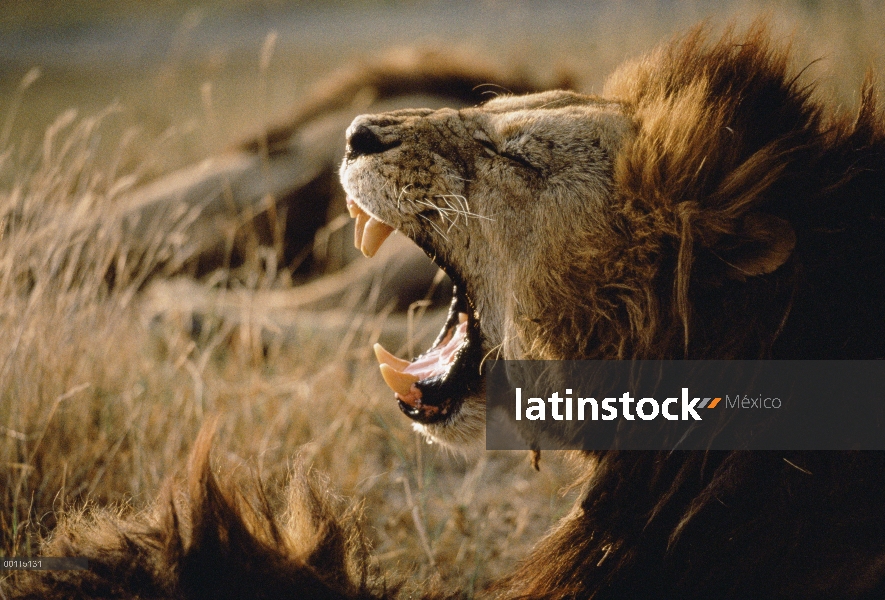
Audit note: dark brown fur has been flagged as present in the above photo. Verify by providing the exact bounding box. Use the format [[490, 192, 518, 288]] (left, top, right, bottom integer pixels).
[[11, 25, 885, 600], [8, 425, 395, 600], [493, 24, 885, 599]]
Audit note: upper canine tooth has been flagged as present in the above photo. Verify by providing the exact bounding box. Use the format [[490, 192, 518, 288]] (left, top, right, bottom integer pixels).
[[373, 343, 410, 370], [458, 312, 468, 324], [353, 211, 369, 250], [379, 364, 419, 396], [346, 197, 366, 218], [361, 218, 394, 257]]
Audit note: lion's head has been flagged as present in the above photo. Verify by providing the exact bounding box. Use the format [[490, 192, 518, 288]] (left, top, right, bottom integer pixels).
[[340, 91, 633, 445], [340, 25, 885, 447]]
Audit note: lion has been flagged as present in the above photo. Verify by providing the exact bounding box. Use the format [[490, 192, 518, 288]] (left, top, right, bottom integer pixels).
[[10, 24, 885, 600], [341, 23, 885, 598]]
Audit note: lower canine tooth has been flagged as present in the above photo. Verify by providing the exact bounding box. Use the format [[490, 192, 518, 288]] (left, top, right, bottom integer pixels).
[[361, 218, 394, 257], [374, 343, 410, 370], [379, 364, 419, 396]]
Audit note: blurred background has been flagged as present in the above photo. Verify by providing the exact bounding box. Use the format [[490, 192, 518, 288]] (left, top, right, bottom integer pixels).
[[3, 0, 884, 172]]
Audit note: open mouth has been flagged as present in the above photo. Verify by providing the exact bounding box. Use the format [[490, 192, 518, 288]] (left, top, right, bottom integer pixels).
[[347, 197, 484, 425]]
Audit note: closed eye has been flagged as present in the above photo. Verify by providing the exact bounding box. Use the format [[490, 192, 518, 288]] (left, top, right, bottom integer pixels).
[[475, 137, 499, 155], [500, 150, 538, 172], [474, 136, 538, 172]]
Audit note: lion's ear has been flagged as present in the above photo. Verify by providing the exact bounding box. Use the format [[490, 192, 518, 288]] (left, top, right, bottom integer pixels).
[[718, 213, 796, 278]]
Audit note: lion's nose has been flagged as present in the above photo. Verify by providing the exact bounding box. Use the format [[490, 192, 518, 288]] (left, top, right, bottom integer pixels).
[[346, 124, 400, 158]]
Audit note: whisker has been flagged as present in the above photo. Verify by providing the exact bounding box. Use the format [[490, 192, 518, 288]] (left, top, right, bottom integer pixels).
[[396, 184, 413, 210], [479, 343, 505, 373], [418, 212, 449, 242], [433, 194, 495, 222]]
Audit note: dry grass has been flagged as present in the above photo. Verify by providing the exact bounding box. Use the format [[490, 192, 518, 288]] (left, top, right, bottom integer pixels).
[[0, 91, 577, 595]]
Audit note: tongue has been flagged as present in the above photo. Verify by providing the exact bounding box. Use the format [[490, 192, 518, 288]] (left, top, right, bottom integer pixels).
[[374, 318, 469, 406], [400, 320, 467, 379]]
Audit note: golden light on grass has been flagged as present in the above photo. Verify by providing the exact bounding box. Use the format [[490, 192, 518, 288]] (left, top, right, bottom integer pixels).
[[0, 75, 575, 592]]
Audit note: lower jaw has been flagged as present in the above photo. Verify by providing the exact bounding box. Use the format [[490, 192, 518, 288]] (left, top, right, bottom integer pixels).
[[396, 322, 484, 425], [375, 286, 485, 426], [410, 391, 487, 448]]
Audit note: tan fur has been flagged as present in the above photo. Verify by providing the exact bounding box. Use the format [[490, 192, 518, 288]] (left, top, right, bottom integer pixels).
[[341, 90, 634, 445]]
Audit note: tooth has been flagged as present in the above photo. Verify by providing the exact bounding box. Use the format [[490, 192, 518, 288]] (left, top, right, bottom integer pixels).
[[459, 312, 468, 324], [361, 218, 394, 257], [354, 211, 368, 250], [379, 364, 419, 396], [373, 343, 410, 370], [346, 197, 365, 218]]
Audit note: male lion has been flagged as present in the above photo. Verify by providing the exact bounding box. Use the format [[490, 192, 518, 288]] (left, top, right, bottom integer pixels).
[[11, 24, 885, 600], [342, 24, 885, 598]]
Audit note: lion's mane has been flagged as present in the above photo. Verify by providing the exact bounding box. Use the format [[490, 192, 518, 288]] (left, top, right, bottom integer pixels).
[[496, 25, 885, 600], [525, 24, 885, 366]]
